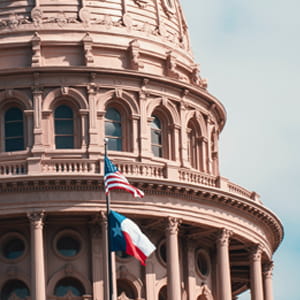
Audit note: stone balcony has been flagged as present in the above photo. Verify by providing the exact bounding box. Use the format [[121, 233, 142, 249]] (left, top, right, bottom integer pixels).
[[0, 157, 261, 203]]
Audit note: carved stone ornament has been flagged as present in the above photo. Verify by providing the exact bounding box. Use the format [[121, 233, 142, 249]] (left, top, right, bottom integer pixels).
[[166, 51, 180, 79], [128, 39, 144, 71], [216, 228, 233, 247], [0, 13, 30, 30], [31, 7, 44, 27], [27, 210, 45, 229], [79, 7, 91, 26], [122, 13, 133, 30], [263, 261, 274, 278], [32, 32, 41, 67], [249, 244, 263, 262], [166, 216, 181, 234], [83, 33, 94, 66], [161, 0, 176, 17], [134, 0, 150, 8]]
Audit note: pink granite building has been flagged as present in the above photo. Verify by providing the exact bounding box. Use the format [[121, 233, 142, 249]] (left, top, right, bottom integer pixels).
[[0, 0, 283, 299]]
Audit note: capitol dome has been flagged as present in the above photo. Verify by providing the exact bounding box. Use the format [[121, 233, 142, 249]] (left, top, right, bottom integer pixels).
[[0, 1, 282, 300]]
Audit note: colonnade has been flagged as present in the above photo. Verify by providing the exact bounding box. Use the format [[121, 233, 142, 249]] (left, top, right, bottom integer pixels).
[[26, 212, 274, 300]]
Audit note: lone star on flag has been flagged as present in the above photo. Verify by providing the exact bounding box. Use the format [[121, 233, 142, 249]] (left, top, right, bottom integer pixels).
[[112, 223, 122, 238]]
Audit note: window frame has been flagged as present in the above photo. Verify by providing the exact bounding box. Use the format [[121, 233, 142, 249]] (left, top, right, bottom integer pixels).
[[104, 103, 132, 153], [52, 100, 81, 150], [1, 104, 27, 153]]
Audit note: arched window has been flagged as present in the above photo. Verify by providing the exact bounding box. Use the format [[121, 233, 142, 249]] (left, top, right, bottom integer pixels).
[[151, 116, 162, 157], [1, 280, 30, 300], [54, 105, 74, 149], [187, 120, 198, 169], [158, 285, 167, 300], [117, 279, 137, 299], [54, 277, 85, 297], [4, 107, 24, 152], [105, 107, 122, 151]]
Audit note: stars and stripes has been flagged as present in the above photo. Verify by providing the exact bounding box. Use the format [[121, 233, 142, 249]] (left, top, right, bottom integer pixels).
[[104, 156, 144, 198]]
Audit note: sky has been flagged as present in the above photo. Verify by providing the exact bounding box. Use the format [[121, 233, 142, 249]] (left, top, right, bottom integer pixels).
[[181, 0, 300, 299]]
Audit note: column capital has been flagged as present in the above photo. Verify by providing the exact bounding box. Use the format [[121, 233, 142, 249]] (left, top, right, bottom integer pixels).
[[166, 216, 181, 235], [249, 244, 264, 262], [27, 210, 45, 229], [216, 228, 233, 247], [263, 261, 274, 279]]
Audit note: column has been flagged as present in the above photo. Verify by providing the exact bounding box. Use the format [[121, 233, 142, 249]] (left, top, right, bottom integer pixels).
[[90, 216, 104, 300], [27, 211, 46, 300], [216, 228, 232, 300], [250, 245, 264, 300], [166, 217, 181, 300], [263, 261, 274, 300]]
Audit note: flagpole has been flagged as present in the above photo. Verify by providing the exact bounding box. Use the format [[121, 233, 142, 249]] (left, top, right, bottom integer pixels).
[[104, 138, 114, 300]]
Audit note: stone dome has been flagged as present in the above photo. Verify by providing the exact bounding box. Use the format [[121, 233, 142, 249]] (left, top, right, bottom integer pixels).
[[0, 0, 209, 89], [0, 1, 283, 300]]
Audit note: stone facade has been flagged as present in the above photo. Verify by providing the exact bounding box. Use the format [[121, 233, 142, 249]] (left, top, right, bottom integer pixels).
[[0, 1, 283, 300]]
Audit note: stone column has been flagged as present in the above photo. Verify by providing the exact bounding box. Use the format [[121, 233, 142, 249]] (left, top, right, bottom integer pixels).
[[216, 228, 232, 300], [90, 216, 104, 300], [250, 245, 264, 300], [166, 217, 181, 300], [27, 211, 46, 300], [263, 261, 274, 300]]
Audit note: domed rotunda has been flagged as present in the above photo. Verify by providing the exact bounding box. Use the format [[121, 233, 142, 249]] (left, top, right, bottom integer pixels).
[[0, 0, 282, 300]]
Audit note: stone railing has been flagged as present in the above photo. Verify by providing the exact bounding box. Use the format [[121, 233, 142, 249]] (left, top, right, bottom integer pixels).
[[0, 158, 260, 202], [178, 168, 217, 187], [41, 159, 99, 174], [115, 161, 166, 179], [0, 160, 27, 176]]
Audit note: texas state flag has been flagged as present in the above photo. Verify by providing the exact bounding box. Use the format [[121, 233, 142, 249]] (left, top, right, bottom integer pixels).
[[109, 210, 156, 266]]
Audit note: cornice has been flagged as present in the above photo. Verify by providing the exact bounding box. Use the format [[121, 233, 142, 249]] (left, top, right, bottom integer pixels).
[[0, 175, 283, 252]]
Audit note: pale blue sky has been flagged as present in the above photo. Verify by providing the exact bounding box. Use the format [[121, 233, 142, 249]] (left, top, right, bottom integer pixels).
[[182, 1, 300, 299]]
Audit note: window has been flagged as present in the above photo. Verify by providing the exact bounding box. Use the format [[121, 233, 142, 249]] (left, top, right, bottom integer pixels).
[[187, 121, 198, 169], [117, 279, 137, 299], [54, 105, 74, 149], [56, 235, 81, 258], [1, 280, 30, 300], [3, 237, 25, 260], [4, 107, 24, 152], [53, 230, 82, 260], [105, 108, 122, 151], [0, 233, 27, 263], [151, 116, 162, 157], [54, 277, 85, 297], [195, 249, 210, 278], [158, 285, 167, 300]]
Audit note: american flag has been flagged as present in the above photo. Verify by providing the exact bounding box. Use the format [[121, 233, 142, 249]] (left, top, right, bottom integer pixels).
[[104, 156, 144, 198]]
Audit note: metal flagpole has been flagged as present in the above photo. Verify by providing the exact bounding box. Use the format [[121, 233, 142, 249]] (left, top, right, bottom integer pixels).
[[104, 139, 114, 300]]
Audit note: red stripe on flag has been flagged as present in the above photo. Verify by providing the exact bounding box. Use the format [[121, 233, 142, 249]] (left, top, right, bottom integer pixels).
[[122, 231, 147, 266]]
